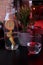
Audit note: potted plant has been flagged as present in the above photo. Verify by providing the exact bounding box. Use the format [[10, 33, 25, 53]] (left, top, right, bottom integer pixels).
[[17, 5, 32, 46], [19, 6, 30, 32]]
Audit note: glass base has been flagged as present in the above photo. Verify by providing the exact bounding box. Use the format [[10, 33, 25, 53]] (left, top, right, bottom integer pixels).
[[27, 42, 42, 55], [5, 44, 19, 50]]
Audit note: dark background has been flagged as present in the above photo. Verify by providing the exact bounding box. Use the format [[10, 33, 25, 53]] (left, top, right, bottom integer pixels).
[[32, 1, 43, 5]]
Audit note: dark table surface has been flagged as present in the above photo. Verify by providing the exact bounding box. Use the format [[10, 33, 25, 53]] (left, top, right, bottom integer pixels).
[[0, 46, 28, 65], [0, 46, 43, 65]]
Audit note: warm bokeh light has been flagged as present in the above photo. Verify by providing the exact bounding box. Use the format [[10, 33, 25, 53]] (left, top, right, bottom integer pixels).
[[33, 7, 35, 10]]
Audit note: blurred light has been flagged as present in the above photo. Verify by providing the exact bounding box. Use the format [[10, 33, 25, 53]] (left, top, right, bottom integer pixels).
[[11, 8, 17, 14], [5, 13, 10, 21], [29, 1, 32, 7], [33, 7, 35, 10], [27, 42, 30, 46], [31, 25, 34, 29]]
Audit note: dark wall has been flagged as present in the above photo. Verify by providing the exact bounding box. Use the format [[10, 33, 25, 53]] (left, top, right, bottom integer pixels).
[[32, 1, 43, 5], [0, 22, 5, 49]]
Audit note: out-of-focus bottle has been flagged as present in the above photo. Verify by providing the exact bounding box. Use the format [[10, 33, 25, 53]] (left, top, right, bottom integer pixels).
[[4, 6, 19, 50]]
